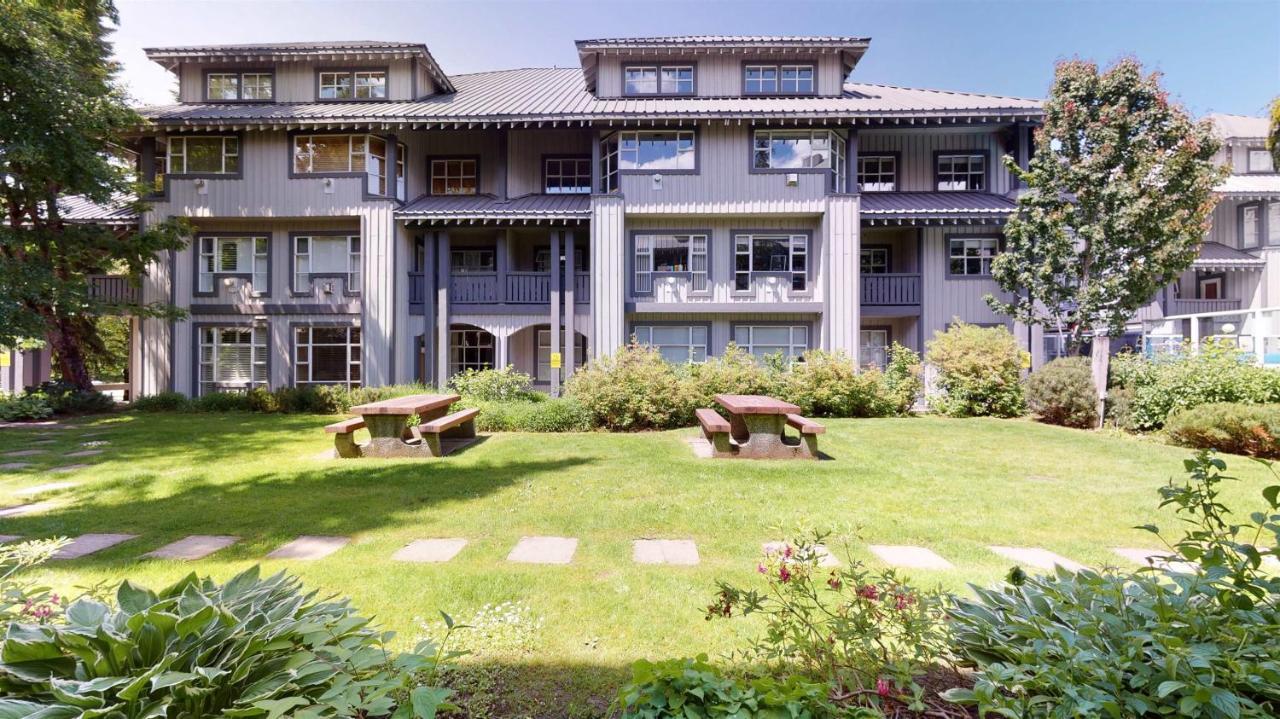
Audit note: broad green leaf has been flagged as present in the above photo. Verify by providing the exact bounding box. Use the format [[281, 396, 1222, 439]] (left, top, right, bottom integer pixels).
[[117, 582, 159, 614], [410, 687, 454, 719], [253, 697, 309, 719]]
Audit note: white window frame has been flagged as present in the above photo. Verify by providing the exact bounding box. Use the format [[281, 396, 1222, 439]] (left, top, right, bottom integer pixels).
[[745, 63, 815, 94], [780, 65, 815, 94], [430, 158, 478, 196], [623, 64, 694, 96], [536, 329, 588, 382], [293, 235, 362, 294], [858, 155, 897, 192], [600, 134, 620, 192], [198, 236, 268, 295], [947, 236, 999, 277], [198, 326, 267, 396], [618, 131, 696, 172], [936, 153, 987, 191], [1246, 148, 1275, 174], [167, 136, 239, 175], [205, 72, 240, 100], [733, 325, 809, 361], [1269, 202, 1280, 246], [292, 134, 380, 174], [395, 141, 407, 201], [318, 70, 386, 100], [752, 129, 844, 191], [861, 247, 889, 274], [449, 328, 495, 375], [1241, 203, 1261, 249], [734, 233, 809, 293], [295, 326, 362, 389], [544, 157, 592, 194], [860, 329, 890, 369], [353, 71, 387, 99], [632, 325, 708, 364], [744, 65, 778, 94], [633, 234, 708, 295]]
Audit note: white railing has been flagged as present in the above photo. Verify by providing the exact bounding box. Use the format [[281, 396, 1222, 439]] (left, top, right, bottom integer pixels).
[[1141, 306, 1280, 367]]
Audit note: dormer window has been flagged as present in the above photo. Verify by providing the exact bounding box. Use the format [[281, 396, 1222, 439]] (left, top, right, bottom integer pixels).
[[744, 63, 815, 95], [623, 64, 694, 96], [430, 158, 478, 195], [1247, 148, 1275, 173], [318, 70, 387, 100], [936, 152, 987, 191], [205, 71, 273, 101]]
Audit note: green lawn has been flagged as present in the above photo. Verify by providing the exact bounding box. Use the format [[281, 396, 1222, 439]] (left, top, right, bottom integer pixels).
[[1, 414, 1275, 716]]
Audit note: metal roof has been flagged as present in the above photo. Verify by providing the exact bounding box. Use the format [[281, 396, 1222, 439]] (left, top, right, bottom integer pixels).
[[138, 67, 1042, 130], [1192, 241, 1266, 269], [395, 193, 591, 224], [576, 36, 872, 48], [860, 191, 1017, 225], [56, 194, 139, 225], [1216, 173, 1280, 198], [1207, 113, 1270, 140]]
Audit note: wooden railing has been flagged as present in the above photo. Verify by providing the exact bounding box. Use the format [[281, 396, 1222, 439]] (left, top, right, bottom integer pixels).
[[408, 271, 590, 306], [506, 272, 549, 303], [450, 273, 500, 303], [87, 274, 139, 304], [1169, 298, 1241, 315], [573, 271, 590, 303], [861, 273, 921, 306]]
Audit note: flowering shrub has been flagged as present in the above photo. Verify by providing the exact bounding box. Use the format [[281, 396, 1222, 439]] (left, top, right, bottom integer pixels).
[[1024, 356, 1098, 428], [0, 538, 68, 623], [447, 365, 536, 402], [925, 322, 1027, 417], [705, 531, 952, 715], [1109, 343, 1280, 430]]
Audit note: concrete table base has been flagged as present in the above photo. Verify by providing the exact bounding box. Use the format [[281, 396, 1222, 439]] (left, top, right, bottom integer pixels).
[[706, 414, 817, 460], [333, 409, 478, 458]]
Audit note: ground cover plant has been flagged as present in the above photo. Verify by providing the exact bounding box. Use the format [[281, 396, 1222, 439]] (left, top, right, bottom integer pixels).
[[1166, 403, 1280, 458]]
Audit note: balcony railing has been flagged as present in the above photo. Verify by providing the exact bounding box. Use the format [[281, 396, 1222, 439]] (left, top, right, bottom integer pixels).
[[506, 272, 549, 303], [407, 271, 590, 306], [1168, 298, 1241, 315], [861, 273, 921, 306], [451, 273, 500, 303], [87, 274, 139, 304]]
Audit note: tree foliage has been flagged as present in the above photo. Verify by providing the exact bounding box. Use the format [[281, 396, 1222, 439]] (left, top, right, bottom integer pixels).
[[1268, 97, 1280, 167], [0, 0, 187, 389]]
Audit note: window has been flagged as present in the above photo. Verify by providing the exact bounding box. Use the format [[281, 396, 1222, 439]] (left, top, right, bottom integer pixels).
[[198, 236, 268, 294], [860, 329, 889, 369], [295, 326, 361, 388], [734, 233, 808, 292], [1199, 276, 1223, 300], [293, 235, 361, 294], [1241, 204, 1261, 248], [734, 325, 808, 361], [858, 155, 896, 192], [753, 129, 845, 191], [167, 136, 239, 175], [198, 326, 267, 396], [536, 329, 588, 381], [449, 327, 494, 374], [291, 134, 395, 196], [205, 71, 274, 101], [618, 131, 695, 172], [633, 325, 708, 364], [1270, 203, 1280, 245], [431, 158, 478, 195], [450, 248, 495, 273], [395, 142, 406, 201], [948, 236, 999, 276], [1043, 332, 1070, 363], [623, 65, 694, 95], [600, 134, 620, 192], [745, 63, 814, 94], [365, 136, 387, 195], [318, 70, 386, 100], [1247, 148, 1275, 173], [861, 247, 889, 274], [633, 234, 708, 294], [544, 157, 591, 194], [936, 153, 986, 191]]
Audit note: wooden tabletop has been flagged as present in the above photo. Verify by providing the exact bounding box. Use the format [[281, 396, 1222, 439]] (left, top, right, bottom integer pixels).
[[350, 393, 460, 416], [714, 394, 801, 415]]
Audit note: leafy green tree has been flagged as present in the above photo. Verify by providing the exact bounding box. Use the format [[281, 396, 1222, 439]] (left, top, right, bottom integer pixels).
[[987, 58, 1223, 425], [0, 0, 187, 390], [1268, 97, 1280, 167]]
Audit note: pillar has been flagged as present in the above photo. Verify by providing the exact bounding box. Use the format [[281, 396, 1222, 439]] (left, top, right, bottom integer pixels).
[[549, 229, 562, 397], [435, 231, 450, 388], [564, 228, 576, 378]]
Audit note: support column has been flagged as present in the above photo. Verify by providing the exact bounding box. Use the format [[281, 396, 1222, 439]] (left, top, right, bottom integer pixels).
[[564, 229, 576, 378], [549, 230, 562, 397], [435, 231, 451, 388], [496, 228, 510, 304], [590, 195, 626, 358], [821, 194, 860, 362], [419, 234, 435, 384]]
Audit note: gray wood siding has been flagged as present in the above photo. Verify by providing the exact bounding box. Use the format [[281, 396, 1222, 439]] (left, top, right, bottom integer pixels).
[[401, 129, 500, 198], [590, 195, 626, 357], [507, 129, 593, 197], [860, 128, 1014, 194], [178, 59, 415, 103], [821, 194, 859, 357], [595, 54, 844, 98], [919, 225, 1015, 342]]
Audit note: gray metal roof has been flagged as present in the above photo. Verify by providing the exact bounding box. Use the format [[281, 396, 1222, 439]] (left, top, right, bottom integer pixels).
[[1217, 174, 1280, 198], [576, 35, 872, 48], [139, 67, 1042, 130], [56, 194, 139, 225], [860, 191, 1017, 224], [1207, 113, 1270, 140], [1192, 241, 1266, 269], [396, 193, 591, 224]]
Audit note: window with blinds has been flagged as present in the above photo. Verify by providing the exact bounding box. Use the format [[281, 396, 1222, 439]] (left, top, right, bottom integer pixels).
[[295, 326, 361, 388], [633, 234, 708, 294], [293, 235, 361, 294], [198, 326, 267, 395], [198, 236, 268, 294]]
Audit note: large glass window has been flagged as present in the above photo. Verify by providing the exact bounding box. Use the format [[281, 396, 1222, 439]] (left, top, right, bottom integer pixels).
[[431, 158, 478, 195], [753, 129, 845, 191], [450, 248, 495, 273], [623, 65, 694, 95], [858, 155, 896, 192], [1241, 204, 1261, 249], [936, 153, 986, 191], [861, 247, 889, 274], [618, 131, 696, 172], [198, 326, 267, 396], [1247, 148, 1275, 173], [544, 157, 591, 194], [633, 325, 708, 364], [948, 236, 999, 276], [198, 236, 267, 294], [449, 327, 495, 374], [395, 142, 407, 201], [295, 326, 361, 388], [318, 70, 386, 100], [734, 233, 808, 292], [860, 329, 889, 369], [745, 64, 814, 94], [633, 234, 708, 294], [167, 136, 239, 175], [1269, 202, 1280, 245], [293, 235, 361, 294], [536, 329, 588, 382], [733, 325, 808, 361], [206, 71, 274, 101], [600, 134, 620, 192]]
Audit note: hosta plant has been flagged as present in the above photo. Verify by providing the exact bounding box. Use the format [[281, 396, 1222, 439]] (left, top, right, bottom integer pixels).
[[0, 566, 460, 719]]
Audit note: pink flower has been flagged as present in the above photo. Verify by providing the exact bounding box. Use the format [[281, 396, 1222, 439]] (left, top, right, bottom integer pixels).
[[757, 563, 767, 575], [876, 677, 891, 698], [857, 584, 879, 601], [778, 565, 792, 583], [827, 574, 842, 590], [894, 593, 916, 611], [782, 545, 793, 559]]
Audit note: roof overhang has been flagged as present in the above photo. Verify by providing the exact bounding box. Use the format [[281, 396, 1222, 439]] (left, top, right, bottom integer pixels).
[[860, 191, 1017, 226], [394, 193, 591, 225]]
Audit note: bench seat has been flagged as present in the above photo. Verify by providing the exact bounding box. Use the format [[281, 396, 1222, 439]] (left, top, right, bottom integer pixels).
[[696, 407, 733, 455], [326, 417, 366, 458], [785, 413, 825, 435], [419, 407, 480, 434], [325, 417, 366, 434]]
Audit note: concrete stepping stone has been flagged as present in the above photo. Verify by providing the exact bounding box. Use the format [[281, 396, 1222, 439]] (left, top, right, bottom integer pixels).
[[989, 546, 1085, 572], [66, 449, 103, 458], [763, 541, 839, 567], [30, 439, 55, 445], [868, 544, 954, 570], [1112, 547, 1196, 574], [0, 501, 55, 518], [0, 462, 32, 471], [54, 534, 138, 560], [0, 535, 21, 544], [393, 538, 467, 563], [145, 535, 239, 560], [14, 482, 76, 497], [267, 535, 349, 560], [507, 536, 577, 565], [633, 539, 700, 566], [50, 464, 91, 473], [3, 449, 46, 458]]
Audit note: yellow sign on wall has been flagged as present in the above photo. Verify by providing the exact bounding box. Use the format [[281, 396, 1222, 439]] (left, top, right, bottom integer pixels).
[[0, 352, 10, 368], [549, 352, 562, 369]]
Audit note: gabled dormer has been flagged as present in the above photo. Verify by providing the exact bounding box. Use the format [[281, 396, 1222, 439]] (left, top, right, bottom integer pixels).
[[1207, 113, 1275, 175], [574, 35, 869, 99], [144, 41, 454, 104]]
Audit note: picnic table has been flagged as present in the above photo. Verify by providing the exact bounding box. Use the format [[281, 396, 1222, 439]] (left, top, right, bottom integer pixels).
[[696, 394, 824, 459], [324, 393, 479, 458]]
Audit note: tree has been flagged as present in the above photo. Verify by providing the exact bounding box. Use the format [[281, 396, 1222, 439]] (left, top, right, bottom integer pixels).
[[1268, 97, 1280, 167], [987, 58, 1223, 425], [0, 0, 187, 390]]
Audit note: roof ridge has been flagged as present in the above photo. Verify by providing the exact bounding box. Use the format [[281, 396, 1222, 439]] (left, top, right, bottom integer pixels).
[[847, 80, 1042, 103]]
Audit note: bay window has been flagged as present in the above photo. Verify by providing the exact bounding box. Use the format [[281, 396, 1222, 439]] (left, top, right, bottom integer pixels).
[[632, 325, 708, 364], [633, 233, 708, 294], [293, 234, 361, 294], [295, 326, 361, 388], [292, 134, 396, 197], [431, 158, 478, 195], [205, 71, 273, 101], [318, 69, 386, 100], [198, 236, 268, 295], [617, 130, 696, 172], [948, 236, 999, 276], [752, 129, 845, 191], [858, 155, 897, 192], [623, 64, 694, 95], [167, 136, 239, 175], [733, 325, 808, 361], [198, 326, 267, 396], [734, 233, 808, 292], [936, 153, 987, 191]]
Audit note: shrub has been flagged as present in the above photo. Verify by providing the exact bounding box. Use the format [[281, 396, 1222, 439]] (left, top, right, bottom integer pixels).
[[883, 342, 924, 415], [0, 392, 53, 421], [680, 344, 782, 409], [1025, 356, 1098, 428], [565, 343, 693, 431], [1, 539, 69, 624], [616, 656, 836, 719], [448, 365, 535, 402], [0, 566, 458, 719], [925, 322, 1026, 418], [1165, 403, 1280, 458], [945, 452, 1280, 718], [463, 398, 592, 433], [130, 391, 192, 412], [1105, 385, 1136, 430], [27, 380, 114, 415], [782, 350, 901, 418], [192, 391, 254, 412]]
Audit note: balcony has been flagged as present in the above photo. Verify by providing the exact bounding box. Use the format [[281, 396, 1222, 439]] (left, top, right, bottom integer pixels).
[[409, 271, 590, 308], [861, 274, 921, 306], [1168, 298, 1242, 316], [87, 274, 139, 304]]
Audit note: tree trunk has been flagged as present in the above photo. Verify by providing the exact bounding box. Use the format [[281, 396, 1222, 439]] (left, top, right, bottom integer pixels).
[[45, 313, 94, 391], [1090, 330, 1110, 429]]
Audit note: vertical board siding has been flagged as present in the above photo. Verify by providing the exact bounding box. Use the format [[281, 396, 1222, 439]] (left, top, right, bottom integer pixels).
[[919, 225, 1016, 341], [821, 195, 859, 357], [860, 129, 1014, 194], [591, 195, 626, 357], [179, 59, 414, 103], [508, 129, 593, 197], [595, 54, 844, 98]]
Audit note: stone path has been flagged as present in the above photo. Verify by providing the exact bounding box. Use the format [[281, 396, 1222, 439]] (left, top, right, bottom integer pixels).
[[50, 464, 91, 473], [3, 449, 45, 458], [53, 534, 137, 560], [66, 449, 103, 458], [393, 538, 468, 563], [145, 535, 239, 560], [1112, 547, 1196, 574], [633, 539, 700, 566], [267, 536, 349, 560], [13, 482, 77, 497], [0, 462, 31, 471], [763, 541, 839, 567], [868, 544, 954, 570], [989, 546, 1085, 572], [0, 501, 55, 518], [507, 536, 577, 565]]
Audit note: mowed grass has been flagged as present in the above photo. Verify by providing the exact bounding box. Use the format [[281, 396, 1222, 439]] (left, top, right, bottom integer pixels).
[[1, 413, 1276, 715]]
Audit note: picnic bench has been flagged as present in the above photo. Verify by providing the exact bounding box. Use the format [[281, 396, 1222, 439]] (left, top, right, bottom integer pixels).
[[324, 393, 479, 458], [695, 394, 824, 459]]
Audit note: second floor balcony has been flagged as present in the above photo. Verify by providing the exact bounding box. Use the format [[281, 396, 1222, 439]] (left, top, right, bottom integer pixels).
[[861, 273, 921, 307], [409, 270, 590, 308]]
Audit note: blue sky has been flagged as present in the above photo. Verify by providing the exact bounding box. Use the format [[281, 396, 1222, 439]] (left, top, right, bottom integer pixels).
[[113, 0, 1278, 117]]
